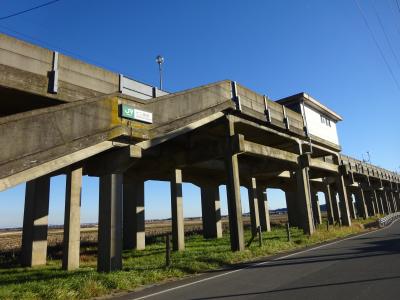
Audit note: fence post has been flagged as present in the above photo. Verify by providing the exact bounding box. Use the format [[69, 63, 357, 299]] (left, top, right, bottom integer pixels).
[[286, 223, 291, 242], [165, 234, 171, 267]]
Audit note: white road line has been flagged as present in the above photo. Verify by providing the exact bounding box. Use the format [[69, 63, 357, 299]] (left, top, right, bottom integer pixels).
[[129, 220, 399, 300]]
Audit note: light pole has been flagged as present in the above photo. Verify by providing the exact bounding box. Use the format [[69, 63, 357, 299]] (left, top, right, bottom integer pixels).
[[156, 55, 164, 90], [362, 151, 371, 163]]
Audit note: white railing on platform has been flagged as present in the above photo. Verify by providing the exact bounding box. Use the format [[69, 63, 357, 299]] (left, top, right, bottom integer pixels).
[[378, 212, 400, 228]]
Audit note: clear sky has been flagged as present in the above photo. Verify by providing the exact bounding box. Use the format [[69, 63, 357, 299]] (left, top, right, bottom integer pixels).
[[1, 0, 399, 228]]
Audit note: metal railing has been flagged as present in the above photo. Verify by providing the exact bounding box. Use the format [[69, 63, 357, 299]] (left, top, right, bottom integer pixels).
[[378, 212, 400, 228]]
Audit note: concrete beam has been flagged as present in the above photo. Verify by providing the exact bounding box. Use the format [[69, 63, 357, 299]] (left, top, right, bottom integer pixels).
[[62, 167, 82, 271], [239, 137, 298, 166], [123, 176, 145, 250], [171, 169, 185, 251], [200, 184, 222, 239], [309, 159, 339, 173], [98, 173, 123, 272], [21, 175, 50, 267]]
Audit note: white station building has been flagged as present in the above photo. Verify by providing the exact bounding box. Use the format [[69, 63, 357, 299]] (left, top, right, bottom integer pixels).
[[277, 93, 343, 147]]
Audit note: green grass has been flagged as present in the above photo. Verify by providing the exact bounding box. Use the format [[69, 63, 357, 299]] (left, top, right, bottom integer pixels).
[[0, 218, 377, 300]]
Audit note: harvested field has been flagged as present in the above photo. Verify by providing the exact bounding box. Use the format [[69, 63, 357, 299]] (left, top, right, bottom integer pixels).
[[0, 214, 289, 253]]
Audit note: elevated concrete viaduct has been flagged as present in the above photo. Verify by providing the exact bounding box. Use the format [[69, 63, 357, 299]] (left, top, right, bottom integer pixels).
[[1, 34, 399, 272]]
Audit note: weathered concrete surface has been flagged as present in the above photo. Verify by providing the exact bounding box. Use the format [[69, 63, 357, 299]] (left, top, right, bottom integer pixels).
[[311, 191, 322, 225], [21, 175, 50, 267], [225, 117, 244, 251], [354, 188, 368, 219], [247, 178, 260, 236], [366, 190, 377, 216], [200, 184, 222, 239], [98, 173, 123, 272], [324, 184, 335, 224], [123, 177, 145, 250], [296, 156, 314, 234], [62, 167, 82, 271], [285, 190, 302, 228], [0, 95, 144, 191], [171, 169, 184, 251], [347, 191, 357, 219], [257, 185, 271, 232], [335, 175, 351, 226]]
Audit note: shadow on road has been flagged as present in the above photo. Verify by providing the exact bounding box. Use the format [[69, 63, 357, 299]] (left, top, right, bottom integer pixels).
[[190, 275, 400, 299]]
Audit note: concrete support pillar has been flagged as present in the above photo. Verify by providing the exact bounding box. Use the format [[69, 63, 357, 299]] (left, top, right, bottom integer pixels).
[[285, 191, 301, 227], [352, 201, 358, 219], [346, 191, 356, 220], [324, 184, 335, 225], [354, 188, 368, 219], [200, 184, 222, 239], [371, 190, 385, 214], [386, 190, 394, 213], [171, 169, 184, 251], [295, 160, 314, 235], [380, 191, 389, 214], [311, 191, 322, 225], [247, 178, 260, 236], [335, 175, 351, 226], [224, 118, 244, 251], [364, 191, 376, 216], [329, 187, 341, 224], [21, 175, 51, 267], [257, 186, 271, 232], [394, 191, 400, 212], [98, 173, 123, 272], [123, 177, 145, 250], [390, 191, 397, 212], [62, 167, 82, 271]]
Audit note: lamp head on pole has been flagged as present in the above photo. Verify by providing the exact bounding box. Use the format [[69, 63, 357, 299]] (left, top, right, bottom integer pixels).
[[156, 55, 164, 66], [155, 55, 164, 90]]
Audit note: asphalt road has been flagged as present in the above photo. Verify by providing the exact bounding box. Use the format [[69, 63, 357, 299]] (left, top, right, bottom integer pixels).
[[116, 220, 400, 300]]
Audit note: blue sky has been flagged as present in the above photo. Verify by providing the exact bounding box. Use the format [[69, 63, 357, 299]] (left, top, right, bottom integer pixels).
[[1, 0, 399, 228]]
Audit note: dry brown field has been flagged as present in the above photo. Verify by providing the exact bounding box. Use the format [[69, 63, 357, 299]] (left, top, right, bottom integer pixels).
[[0, 214, 289, 253]]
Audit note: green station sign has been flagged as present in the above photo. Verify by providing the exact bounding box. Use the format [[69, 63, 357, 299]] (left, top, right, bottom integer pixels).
[[119, 104, 153, 123]]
